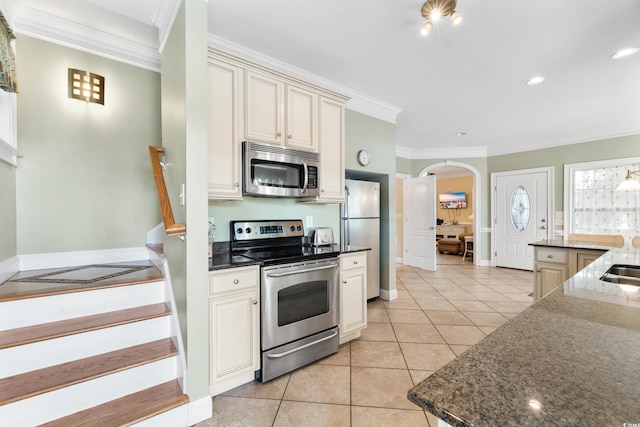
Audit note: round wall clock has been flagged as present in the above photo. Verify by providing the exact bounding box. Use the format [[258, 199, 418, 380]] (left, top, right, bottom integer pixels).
[[357, 150, 370, 166]]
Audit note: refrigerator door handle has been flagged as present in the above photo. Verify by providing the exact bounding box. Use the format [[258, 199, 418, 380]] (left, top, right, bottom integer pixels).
[[345, 185, 351, 246]]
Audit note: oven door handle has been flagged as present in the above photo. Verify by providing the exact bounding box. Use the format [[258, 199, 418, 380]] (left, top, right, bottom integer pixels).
[[266, 330, 338, 359], [265, 263, 338, 277]]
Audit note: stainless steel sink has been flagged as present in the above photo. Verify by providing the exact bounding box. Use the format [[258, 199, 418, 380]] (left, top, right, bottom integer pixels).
[[599, 264, 640, 286]]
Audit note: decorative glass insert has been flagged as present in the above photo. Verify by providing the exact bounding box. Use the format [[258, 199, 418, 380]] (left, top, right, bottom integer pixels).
[[511, 185, 530, 232]]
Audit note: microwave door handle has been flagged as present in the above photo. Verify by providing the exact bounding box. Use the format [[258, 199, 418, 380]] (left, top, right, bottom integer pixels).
[[301, 162, 309, 193]]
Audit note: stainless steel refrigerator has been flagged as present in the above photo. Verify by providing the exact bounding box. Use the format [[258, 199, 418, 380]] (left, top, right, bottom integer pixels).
[[340, 179, 380, 299]]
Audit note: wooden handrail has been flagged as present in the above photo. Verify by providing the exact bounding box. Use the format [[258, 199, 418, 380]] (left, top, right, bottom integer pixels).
[[148, 146, 186, 238]]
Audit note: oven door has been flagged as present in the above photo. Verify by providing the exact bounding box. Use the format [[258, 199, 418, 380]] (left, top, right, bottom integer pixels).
[[261, 258, 339, 350]]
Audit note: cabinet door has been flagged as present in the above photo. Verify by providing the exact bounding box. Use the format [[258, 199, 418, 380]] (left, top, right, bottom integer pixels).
[[208, 59, 242, 199], [340, 268, 367, 339], [245, 70, 283, 144], [285, 85, 317, 151], [576, 250, 605, 273], [534, 263, 568, 301], [210, 289, 259, 382], [316, 97, 345, 202]]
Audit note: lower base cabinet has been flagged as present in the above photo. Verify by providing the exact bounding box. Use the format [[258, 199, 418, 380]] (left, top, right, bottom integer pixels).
[[339, 252, 367, 344], [209, 265, 260, 395], [533, 247, 606, 301]]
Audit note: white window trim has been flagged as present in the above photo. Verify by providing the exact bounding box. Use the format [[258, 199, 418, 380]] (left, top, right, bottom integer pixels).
[[0, 89, 19, 166], [564, 156, 640, 240]]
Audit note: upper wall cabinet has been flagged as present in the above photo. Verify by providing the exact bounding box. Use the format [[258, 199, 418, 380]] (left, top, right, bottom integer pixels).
[[245, 70, 318, 152], [208, 48, 349, 202], [208, 59, 243, 200]]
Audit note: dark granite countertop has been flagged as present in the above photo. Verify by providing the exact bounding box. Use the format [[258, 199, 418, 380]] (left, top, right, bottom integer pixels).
[[208, 242, 370, 271], [408, 247, 640, 426], [528, 238, 622, 251]]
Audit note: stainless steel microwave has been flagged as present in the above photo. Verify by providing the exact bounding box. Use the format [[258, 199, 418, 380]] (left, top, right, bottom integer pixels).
[[243, 141, 319, 198]]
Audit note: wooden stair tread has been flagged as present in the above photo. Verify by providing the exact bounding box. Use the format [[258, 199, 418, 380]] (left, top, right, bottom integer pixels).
[[0, 261, 164, 302], [40, 380, 188, 427], [0, 339, 177, 406], [0, 303, 170, 349]]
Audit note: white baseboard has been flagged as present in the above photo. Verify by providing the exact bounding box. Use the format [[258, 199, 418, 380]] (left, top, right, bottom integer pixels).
[[187, 395, 213, 426], [477, 260, 492, 267], [379, 288, 397, 301], [18, 247, 150, 271], [396, 257, 403, 263], [0, 256, 19, 283]]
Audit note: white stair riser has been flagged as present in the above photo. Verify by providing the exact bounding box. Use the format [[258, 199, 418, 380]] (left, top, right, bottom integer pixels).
[[0, 281, 165, 330], [0, 317, 172, 378], [0, 356, 178, 426], [132, 404, 189, 427]]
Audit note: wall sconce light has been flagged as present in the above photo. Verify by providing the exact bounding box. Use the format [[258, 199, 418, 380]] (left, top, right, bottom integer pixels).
[[616, 169, 640, 191], [68, 68, 104, 105]]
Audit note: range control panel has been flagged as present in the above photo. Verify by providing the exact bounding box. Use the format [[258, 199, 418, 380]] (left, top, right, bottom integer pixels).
[[231, 219, 304, 241]]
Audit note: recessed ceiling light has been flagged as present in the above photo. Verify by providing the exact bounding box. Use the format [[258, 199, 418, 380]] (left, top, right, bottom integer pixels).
[[526, 76, 545, 86], [612, 47, 639, 59], [456, 132, 466, 136]]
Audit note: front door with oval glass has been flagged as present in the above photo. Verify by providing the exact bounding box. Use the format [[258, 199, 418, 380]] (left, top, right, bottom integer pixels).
[[493, 169, 551, 270]]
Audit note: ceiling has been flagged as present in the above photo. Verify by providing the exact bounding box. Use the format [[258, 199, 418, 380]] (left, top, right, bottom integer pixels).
[[3, 0, 640, 158]]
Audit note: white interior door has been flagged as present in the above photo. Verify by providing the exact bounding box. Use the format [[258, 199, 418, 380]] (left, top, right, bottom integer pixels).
[[403, 176, 436, 271], [493, 169, 552, 270]]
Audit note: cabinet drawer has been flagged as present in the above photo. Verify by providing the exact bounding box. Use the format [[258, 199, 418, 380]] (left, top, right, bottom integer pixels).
[[210, 266, 259, 296], [535, 248, 568, 264], [340, 252, 367, 271]]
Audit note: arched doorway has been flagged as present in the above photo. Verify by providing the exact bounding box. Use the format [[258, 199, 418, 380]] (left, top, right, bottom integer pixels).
[[418, 162, 481, 266]]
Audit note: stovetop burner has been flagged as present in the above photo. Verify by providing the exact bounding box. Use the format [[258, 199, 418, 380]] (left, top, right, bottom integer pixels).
[[230, 219, 339, 266]]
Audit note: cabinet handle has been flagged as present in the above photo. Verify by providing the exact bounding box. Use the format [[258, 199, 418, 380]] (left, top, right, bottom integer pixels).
[[353, 260, 358, 264], [547, 255, 553, 259], [233, 279, 239, 284]]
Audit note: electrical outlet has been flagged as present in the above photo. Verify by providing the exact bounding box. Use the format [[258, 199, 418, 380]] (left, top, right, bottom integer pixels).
[[306, 215, 313, 228]]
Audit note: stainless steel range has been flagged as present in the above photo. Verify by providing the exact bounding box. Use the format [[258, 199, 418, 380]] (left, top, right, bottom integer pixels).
[[230, 219, 341, 382]]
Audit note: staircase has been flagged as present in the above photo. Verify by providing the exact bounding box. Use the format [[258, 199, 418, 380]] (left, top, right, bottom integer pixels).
[[0, 260, 189, 426]]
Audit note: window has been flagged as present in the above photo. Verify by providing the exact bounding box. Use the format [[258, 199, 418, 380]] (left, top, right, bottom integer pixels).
[[565, 157, 640, 244]]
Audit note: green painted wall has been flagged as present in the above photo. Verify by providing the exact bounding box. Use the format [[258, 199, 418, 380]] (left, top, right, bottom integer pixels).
[[14, 35, 161, 254], [345, 110, 397, 294], [0, 160, 16, 261], [161, 0, 210, 401], [488, 134, 640, 211]]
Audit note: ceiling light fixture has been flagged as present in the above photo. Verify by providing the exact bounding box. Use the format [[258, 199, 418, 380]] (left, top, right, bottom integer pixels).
[[611, 47, 639, 59], [616, 169, 640, 191], [420, 0, 462, 35], [526, 76, 545, 86]]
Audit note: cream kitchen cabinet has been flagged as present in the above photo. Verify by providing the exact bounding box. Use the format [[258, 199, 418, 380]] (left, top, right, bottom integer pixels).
[[339, 251, 367, 344], [209, 265, 260, 395], [208, 58, 243, 200], [533, 246, 606, 301], [245, 70, 318, 152]]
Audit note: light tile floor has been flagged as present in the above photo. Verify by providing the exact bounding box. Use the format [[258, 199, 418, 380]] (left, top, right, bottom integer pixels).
[[196, 257, 533, 427]]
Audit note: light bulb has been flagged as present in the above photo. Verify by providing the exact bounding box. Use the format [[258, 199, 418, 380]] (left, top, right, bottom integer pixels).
[[420, 22, 432, 35], [451, 11, 462, 25], [431, 9, 442, 21]]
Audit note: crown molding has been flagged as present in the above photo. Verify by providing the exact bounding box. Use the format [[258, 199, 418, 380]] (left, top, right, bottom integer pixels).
[[208, 35, 402, 124], [396, 145, 488, 160], [155, 0, 181, 54], [13, 5, 161, 72]]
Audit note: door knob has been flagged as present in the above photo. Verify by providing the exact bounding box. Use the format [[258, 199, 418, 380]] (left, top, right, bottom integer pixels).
[[539, 226, 547, 230]]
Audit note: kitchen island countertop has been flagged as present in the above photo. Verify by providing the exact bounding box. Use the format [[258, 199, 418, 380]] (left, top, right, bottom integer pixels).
[[407, 245, 640, 426]]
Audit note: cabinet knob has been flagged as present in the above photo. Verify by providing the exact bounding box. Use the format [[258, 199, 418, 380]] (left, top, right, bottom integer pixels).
[[343, 280, 347, 284], [288, 134, 292, 139], [234, 182, 239, 187], [547, 255, 553, 259], [276, 132, 282, 137], [233, 279, 239, 284], [253, 299, 258, 305], [353, 260, 358, 264]]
